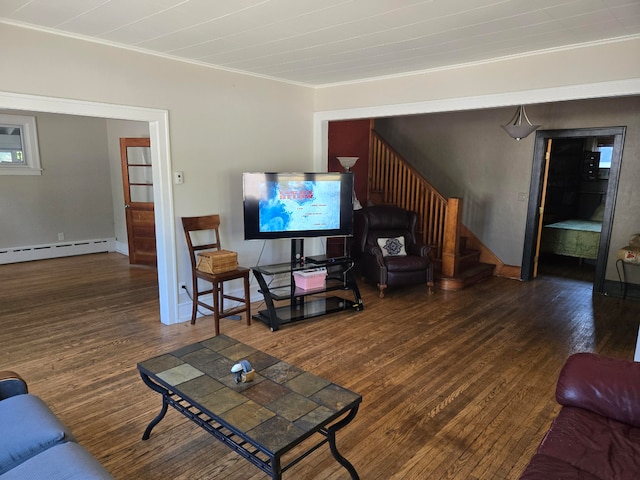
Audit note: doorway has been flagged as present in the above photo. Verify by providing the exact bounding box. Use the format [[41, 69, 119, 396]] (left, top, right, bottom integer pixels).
[[0, 90, 178, 324], [522, 127, 626, 293]]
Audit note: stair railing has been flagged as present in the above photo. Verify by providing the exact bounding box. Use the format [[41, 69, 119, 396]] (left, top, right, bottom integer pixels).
[[369, 131, 462, 277]]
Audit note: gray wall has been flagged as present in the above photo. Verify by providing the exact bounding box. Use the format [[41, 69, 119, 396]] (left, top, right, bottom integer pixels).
[[375, 96, 640, 283], [0, 113, 149, 253], [0, 111, 114, 248]]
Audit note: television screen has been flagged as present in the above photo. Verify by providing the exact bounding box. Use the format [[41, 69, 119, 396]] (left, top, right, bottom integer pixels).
[[243, 172, 354, 240]]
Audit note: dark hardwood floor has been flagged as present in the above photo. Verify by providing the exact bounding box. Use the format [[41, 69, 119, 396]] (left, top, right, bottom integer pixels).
[[537, 252, 597, 282], [1, 252, 638, 479]]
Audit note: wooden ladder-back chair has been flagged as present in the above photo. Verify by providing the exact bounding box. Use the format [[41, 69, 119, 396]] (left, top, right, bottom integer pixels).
[[181, 214, 251, 336]]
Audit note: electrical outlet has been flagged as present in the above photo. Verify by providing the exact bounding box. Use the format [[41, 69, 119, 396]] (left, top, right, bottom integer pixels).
[[178, 282, 186, 290], [58, 232, 64, 241]]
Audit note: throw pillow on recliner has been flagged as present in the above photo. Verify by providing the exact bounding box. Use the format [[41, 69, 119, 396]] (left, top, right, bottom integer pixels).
[[377, 237, 406, 257]]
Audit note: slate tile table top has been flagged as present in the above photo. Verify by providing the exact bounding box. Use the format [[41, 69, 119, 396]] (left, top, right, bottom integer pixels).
[[137, 335, 361, 479]]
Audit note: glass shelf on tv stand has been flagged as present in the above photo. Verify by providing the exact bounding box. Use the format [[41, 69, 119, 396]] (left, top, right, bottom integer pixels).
[[251, 257, 363, 332]]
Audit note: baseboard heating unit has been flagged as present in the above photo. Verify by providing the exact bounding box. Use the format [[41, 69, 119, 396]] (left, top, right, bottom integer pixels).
[[0, 238, 115, 264]]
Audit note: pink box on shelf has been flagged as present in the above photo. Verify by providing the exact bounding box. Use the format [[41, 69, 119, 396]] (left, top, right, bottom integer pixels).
[[293, 267, 327, 290]]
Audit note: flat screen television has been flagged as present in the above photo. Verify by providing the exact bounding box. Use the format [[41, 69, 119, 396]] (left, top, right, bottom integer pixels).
[[243, 172, 354, 240]]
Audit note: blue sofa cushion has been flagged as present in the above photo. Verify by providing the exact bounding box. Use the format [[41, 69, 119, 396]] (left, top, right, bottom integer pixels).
[[0, 442, 114, 480], [0, 394, 75, 474]]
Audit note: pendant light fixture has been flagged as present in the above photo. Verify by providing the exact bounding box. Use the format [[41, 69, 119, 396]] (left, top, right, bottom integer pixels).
[[501, 105, 540, 140]]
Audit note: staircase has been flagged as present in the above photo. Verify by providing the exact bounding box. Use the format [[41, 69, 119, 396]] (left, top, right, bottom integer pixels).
[[368, 131, 495, 290], [437, 236, 495, 290]]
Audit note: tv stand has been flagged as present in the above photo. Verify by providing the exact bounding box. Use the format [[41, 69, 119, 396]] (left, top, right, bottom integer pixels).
[[252, 246, 363, 331]]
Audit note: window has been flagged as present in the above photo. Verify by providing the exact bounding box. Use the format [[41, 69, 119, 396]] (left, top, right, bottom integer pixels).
[[0, 114, 41, 175], [596, 145, 613, 169], [595, 136, 614, 169]]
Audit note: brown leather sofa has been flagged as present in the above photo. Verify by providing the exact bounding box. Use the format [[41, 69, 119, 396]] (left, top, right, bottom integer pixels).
[[352, 205, 433, 298], [520, 352, 640, 479]]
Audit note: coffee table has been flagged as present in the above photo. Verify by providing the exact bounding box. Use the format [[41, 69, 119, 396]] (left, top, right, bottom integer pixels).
[[137, 335, 361, 479]]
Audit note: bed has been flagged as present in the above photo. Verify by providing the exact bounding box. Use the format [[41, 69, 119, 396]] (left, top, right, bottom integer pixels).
[[541, 219, 602, 260]]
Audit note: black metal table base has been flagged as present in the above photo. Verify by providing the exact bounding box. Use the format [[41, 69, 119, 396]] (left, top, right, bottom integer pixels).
[[140, 372, 359, 480], [252, 257, 364, 332]]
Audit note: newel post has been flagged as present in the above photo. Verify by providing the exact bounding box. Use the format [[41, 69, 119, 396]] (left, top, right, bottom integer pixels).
[[442, 197, 462, 277]]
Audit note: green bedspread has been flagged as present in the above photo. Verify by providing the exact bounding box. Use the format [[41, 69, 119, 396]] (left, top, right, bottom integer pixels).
[[541, 219, 602, 259]]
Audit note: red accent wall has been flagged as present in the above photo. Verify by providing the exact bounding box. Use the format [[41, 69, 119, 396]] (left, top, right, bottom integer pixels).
[[328, 119, 371, 206]]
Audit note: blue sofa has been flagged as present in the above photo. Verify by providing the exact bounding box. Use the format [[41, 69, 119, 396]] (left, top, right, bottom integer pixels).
[[0, 371, 114, 479]]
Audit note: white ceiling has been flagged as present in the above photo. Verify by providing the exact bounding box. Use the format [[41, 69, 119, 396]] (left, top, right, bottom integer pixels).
[[1, 0, 639, 86]]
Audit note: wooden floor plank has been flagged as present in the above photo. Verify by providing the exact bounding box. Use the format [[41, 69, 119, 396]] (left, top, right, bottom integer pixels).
[[1, 252, 639, 479]]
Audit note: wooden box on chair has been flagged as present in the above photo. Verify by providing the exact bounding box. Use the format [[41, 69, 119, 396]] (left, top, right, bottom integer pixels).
[[196, 250, 238, 274]]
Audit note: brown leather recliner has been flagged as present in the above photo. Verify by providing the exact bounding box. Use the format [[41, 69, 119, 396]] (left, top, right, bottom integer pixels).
[[353, 205, 434, 298]]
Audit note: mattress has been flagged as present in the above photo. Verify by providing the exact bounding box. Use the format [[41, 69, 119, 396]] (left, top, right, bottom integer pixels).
[[541, 219, 602, 260]]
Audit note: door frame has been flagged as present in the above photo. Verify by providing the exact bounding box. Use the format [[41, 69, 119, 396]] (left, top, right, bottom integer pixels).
[[0, 90, 177, 325], [521, 126, 626, 293]]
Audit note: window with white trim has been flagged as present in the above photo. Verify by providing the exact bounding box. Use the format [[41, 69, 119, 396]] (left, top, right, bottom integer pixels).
[[0, 114, 41, 175]]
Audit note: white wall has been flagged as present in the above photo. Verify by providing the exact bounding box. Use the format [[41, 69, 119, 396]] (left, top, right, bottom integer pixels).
[[2, 22, 639, 322], [314, 37, 640, 111], [0, 24, 315, 323]]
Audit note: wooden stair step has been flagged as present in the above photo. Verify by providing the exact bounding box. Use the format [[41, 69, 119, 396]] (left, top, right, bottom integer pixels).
[[458, 248, 481, 270], [437, 262, 495, 291], [430, 249, 482, 273]]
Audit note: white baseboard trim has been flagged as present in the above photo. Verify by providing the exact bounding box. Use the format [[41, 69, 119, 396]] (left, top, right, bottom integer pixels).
[[0, 238, 116, 264], [114, 240, 129, 256]]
